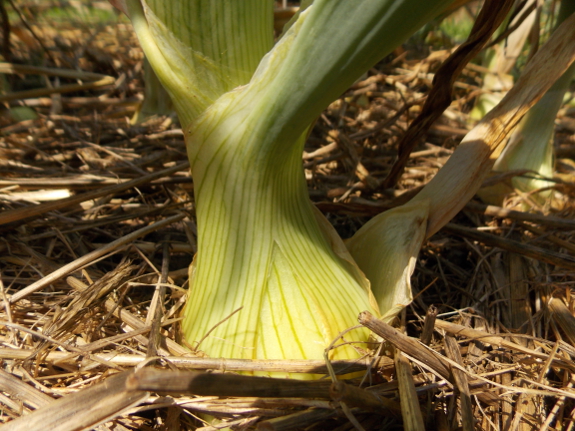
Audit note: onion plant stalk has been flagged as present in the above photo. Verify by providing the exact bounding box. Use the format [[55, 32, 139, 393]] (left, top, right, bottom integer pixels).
[[131, 57, 174, 124], [479, 0, 575, 207], [115, 0, 575, 378], [469, 0, 536, 121]]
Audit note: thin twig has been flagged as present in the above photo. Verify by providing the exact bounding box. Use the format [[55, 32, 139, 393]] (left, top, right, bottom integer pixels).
[[146, 240, 171, 361], [420, 304, 438, 345], [6, 212, 185, 304]]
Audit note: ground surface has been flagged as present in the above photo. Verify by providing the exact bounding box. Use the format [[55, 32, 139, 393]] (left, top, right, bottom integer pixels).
[[1, 2, 575, 430]]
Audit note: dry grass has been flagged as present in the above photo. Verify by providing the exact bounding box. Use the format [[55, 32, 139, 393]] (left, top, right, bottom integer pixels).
[[1, 2, 575, 430]]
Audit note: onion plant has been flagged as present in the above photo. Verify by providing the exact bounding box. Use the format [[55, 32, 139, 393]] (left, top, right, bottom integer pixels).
[[131, 57, 174, 124], [478, 0, 575, 207], [469, 0, 536, 121], [113, 0, 575, 378]]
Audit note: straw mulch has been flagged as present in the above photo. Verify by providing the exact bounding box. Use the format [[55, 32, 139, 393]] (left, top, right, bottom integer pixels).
[[1, 2, 575, 430]]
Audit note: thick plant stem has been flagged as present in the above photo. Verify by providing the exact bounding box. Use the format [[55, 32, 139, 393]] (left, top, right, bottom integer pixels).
[[470, 0, 537, 121], [131, 57, 174, 124], [120, 0, 483, 373], [181, 116, 377, 375], [126, 0, 273, 124], [480, 0, 575, 207]]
